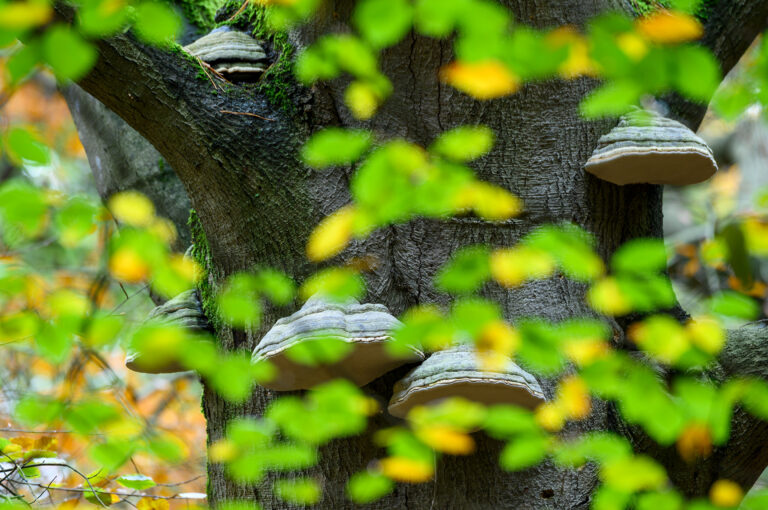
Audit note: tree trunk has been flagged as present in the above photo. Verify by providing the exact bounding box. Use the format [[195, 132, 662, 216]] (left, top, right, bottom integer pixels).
[[64, 0, 768, 508]]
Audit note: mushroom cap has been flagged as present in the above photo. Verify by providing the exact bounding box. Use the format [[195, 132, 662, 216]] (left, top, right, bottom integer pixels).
[[387, 344, 545, 418], [183, 29, 267, 78], [126, 289, 210, 374], [585, 109, 717, 186], [252, 295, 424, 391]]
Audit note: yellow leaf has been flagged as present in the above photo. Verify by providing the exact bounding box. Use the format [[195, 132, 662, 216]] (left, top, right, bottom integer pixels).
[[686, 317, 725, 355], [587, 277, 631, 316], [209, 439, 237, 462], [709, 479, 744, 508], [148, 217, 177, 245], [557, 375, 591, 420], [306, 205, 357, 262], [476, 320, 520, 371], [416, 425, 475, 455], [108, 191, 156, 227], [490, 246, 555, 287], [168, 253, 201, 285], [465, 182, 522, 221], [0, 1, 52, 30], [676, 422, 712, 463], [636, 10, 703, 44], [379, 456, 434, 483], [616, 33, 649, 60], [547, 28, 596, 78], [109, 247, 150, 283], [535, 402, 565, 432], [563, 338, 610, 366], [345, 81, 379, 120], [137, 497, 169, 510], [440, 61, 520, 100]]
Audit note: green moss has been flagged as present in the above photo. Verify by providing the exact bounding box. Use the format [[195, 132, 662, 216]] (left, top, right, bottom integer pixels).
[[188, 209, 223, 334], [629, 0, 666, 15], [252, 8, 296, 113], [177, 0, 225, 32], [214, 4, 297, 112]]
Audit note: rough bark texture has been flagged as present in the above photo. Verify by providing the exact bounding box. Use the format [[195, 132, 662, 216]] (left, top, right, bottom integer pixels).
[[64, 0, 768, 508]]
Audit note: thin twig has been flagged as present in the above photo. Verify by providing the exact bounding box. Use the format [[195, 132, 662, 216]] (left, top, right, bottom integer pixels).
[[7, 481, 207, 501], [219, 109, 274, 121]]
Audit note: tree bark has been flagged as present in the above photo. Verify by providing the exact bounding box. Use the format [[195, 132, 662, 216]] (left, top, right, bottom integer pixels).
[[65, 0, 768, 507]]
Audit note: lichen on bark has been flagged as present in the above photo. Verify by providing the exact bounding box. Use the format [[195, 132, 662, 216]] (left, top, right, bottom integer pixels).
[[188, 209, 223, 335]]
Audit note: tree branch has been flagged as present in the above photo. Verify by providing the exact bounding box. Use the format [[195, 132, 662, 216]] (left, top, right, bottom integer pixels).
[[58, 3, 315, 274], [669, 0, 768, 128]]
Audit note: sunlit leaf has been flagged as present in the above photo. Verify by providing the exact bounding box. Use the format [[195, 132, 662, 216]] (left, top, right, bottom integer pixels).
[[636, 10, 703, 44], [306, 205, 357, 262], [274, 478, 321, 505], [499, 434, 548, 471], [117, 475, 156, 490], [353, 0, 412, 49], [430, 125, 495, 162], [709, 480, 744, 508], [441, 60, 519, 100]]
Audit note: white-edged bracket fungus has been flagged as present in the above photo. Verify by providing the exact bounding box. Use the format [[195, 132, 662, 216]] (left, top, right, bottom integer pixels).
[[183, 26, 269, 82], [251, 295, 424, 391], [387, 344, 545, 419], [125, 289, 210, 374], [585, 108, 718, 186]]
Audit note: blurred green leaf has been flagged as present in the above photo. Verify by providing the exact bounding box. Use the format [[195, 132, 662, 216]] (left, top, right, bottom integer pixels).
[[611, 238, 667, 276], [353, 0, 412, 49], [346, 471, 394, 504], [499, 434, 548, 471], [436, 245, 491, 294], [430, 125, 495, 162], [5, 126, 49, 164], [675, 45, 720, 103], [580, 81, 640, 119], [274, 478, 321, 505], [302, 128, 373, 168], [133, 2, 181, 45], [42, 25, 97, 81], [708, 291, 760, 320]]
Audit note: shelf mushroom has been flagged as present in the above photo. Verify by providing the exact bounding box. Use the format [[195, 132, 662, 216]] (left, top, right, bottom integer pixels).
[[126, 289, 210, 373], [585, 108, 718, 186], [387, 344, 545, 419], [251, 295, 424, 391], [183, 26, 269, 82]]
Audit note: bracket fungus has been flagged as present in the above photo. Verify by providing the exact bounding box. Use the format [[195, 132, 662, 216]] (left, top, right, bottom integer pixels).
[[585, 108, 718, 186], [387, 344, 545, 419], [125, 289, 210, 374], [183, 26, 269, 81], [251, 295, 424, 391]]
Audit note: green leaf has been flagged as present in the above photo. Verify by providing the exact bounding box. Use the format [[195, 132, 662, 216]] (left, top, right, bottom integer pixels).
[[284, 336, 354, 365], [89, 440, 135, 472], [436, 245, 491, 294], [217, 273, 261, 328], [218, 500, 263, 510], [413, 0, 469, 37], [450, 298, 501, 338], [55, 197, 98, 247], [208, 354, 261, 402], [601, 455, 666, 493], [611, 238, 667, 275], [580, 81, 640, 119], [36, 321, 73, 363], [133, 2, 181, 45], [430, 125, 495, 162], [14, 396, 63, 426], [300, 267, 365, 302], [78, 0, 130, 36], [5, 126, 49, 164], [708, 291, 760, 320], [42, 25, 97, 81], [302, 128, 373, 168], [499, 434, 548, 471], [483, 405, 538, 439], [675, 45, 720, 103], [274, 478, 321, 505], [347, 471, 393, 503], [353, 0, 413, 49], [116, 475, 156, 490]]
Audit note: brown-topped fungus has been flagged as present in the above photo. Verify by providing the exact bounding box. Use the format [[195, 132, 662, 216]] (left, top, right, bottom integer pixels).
[[251, 295, 424, 391], [183, 27, 269, 82], [387, 344, 545, 419], [585, 108, 717, 186]]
